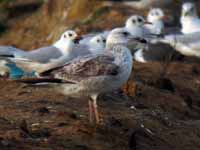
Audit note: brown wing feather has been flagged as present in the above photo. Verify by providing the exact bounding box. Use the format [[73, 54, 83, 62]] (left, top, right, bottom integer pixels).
[[40, 55, 119, 82], [14, 77, 76, 84]]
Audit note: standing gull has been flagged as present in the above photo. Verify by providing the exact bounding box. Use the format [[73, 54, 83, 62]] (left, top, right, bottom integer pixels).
[[181, 2, 200, 34], [17, 28, 134, 124]]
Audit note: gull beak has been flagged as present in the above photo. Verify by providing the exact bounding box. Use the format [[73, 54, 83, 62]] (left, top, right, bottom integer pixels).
[[74, 35, 83, 44], [144, 21, 153, 25]]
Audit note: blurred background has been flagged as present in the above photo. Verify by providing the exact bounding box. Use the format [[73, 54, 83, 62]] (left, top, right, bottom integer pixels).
[[0, 0, 198, 50]]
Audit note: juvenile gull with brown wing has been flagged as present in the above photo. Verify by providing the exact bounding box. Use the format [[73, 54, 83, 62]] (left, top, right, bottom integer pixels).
[[17, 28, 134, 124]]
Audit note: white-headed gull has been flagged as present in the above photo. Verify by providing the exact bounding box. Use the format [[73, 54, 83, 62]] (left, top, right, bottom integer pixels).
[[133, 8, 169, 63], [78, 34, 106, 55], [17, 28, 134, 124], [0, 30, 80, 75], [144, 8, 165, 35], [181, 2, 200, 34], [125, 15, 152, 39], [0, 31, 106, 75]]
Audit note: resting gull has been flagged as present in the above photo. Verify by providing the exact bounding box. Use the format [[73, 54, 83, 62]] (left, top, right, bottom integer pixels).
[[181, 2, 200, 34], [144, 8, 165, 35], [0, 31, 106, 76], [0, 30, 80, 75]]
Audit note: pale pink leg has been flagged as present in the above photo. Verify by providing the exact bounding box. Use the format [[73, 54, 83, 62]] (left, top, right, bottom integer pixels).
[[88, 100, 94, 124], [90, 94, 99, 124], [92, 99, 100, 124]]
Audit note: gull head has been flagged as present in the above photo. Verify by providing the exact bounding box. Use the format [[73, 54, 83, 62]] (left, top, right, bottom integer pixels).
[[106, 28, 133, 47], [126, 15, 150, 28], [182, 2, 197, 17], [90, 34, 106, 49], [89, 35, 106, 54], [147, 8, 165, 22], [54, 30, 82, 52], [60, 30, 81, 44]]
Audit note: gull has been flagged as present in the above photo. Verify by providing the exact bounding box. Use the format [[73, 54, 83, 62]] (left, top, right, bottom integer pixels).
[[133, 8, 172, 63], [144, 8, 165, 35], [151, 32, 200, 57], [181, 2, 200, 34], [125, 15, 159, 62], [16, 28, 134, 124], [0, 30, 80, 63], [1, 31, 106, 76], [0, 30, 80, 75]]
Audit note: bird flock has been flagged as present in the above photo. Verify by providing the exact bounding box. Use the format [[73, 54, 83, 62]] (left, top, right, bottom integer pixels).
[[0, 2, 199, 124]]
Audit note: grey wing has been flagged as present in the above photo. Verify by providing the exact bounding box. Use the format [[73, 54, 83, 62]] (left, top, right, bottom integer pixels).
[[174, 33, 200, 44], [0, 46, 23, 56], [171, 33, 200, 52], [73, 44, 91, 57], [19, 46, 63, 63], [41, 55, 119, 82], [186, 41, 200, 51], [79, 33, 97, 44]]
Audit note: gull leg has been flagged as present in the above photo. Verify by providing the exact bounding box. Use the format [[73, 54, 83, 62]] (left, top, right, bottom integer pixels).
[[91, 94, 99, 124], [88, 99, 94, 124]]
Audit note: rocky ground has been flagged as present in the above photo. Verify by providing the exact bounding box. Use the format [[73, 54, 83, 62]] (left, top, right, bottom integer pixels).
[[0, 60, 200, 150], [0, 0, 200, 150]]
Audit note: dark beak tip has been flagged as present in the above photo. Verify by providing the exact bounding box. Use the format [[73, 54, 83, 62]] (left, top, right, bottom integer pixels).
[[74, 36, 83, 44], [145, 22, 153, 25]]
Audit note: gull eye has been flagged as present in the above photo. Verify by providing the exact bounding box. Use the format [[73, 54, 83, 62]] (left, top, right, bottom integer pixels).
[[68, 33, 73, 37], [132, 19, 136, 24], [103, 39, 106, 43], [138, 18, 143, 22], [122, 32, 129, 36], [155, 11, 159, 16], [97, 39, 100, 43]]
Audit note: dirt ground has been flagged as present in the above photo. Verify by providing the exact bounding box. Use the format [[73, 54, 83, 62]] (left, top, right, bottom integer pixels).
[[0, 59, 200, 150], [0, 1, 200, 150]]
